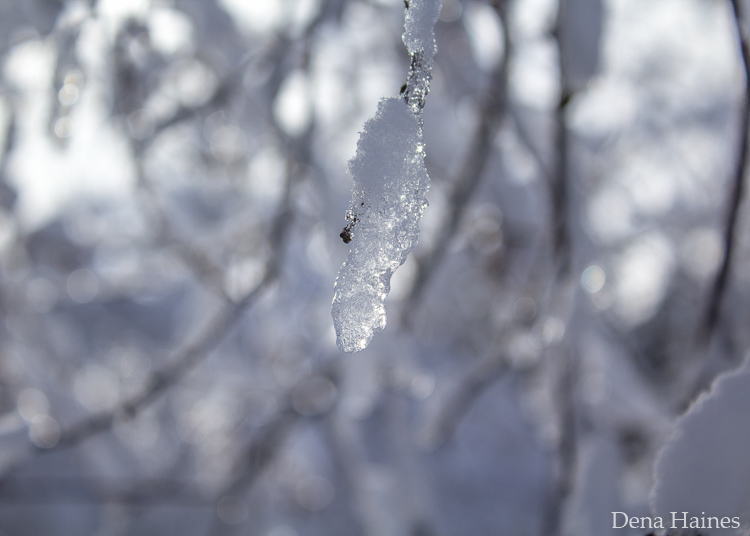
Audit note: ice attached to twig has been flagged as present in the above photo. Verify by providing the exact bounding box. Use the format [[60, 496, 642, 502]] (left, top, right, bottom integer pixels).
[[332, 0, 440, 353]]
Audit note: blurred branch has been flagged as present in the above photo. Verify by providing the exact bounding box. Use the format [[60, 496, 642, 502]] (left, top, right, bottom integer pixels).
[[540, 346, 578, 536], [401, 2, 511, 320], [137, 0, 347, 157], [507, 103, 552, 181], [550, 42, 574, 279], [0, 109, 17, 211], [0, 161, 297, 488], [53, 276, 276, 450], [206, 411, 300, 536], [133, 160, 229, 297], [128, 18, 323, 299], [699, 0, 750, 343], [136, 52, 255, 151], [123, 0, 327, 303], [3, 1, 333, 518], [537, 1, 597, 531], [0, 107, 15, 160], [59, 157, 296, 446], [206, 358, 341, 535], [420, 350, 509, 450], [323, 409, 371, 536]]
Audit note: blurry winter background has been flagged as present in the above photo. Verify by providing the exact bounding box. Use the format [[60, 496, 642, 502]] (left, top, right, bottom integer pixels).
[[0, 0, 748, 535]]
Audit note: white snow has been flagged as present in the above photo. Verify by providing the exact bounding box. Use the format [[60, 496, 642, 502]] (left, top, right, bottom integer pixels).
[[651, 358, 750, 535], [402, 0, 440, 63]]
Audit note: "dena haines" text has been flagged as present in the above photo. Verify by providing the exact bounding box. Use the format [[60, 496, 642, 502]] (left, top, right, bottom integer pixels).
[[612, 511, 740, 530]]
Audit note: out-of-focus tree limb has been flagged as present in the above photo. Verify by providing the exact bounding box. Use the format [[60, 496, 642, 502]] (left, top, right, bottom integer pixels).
[[419, 350, 509, 450], [401, 1, 511, 320], [549, 89, 573, 278], [0, 162, 296, 486], [137, 0, 347, 157], [540, 345, 578, 536], [538, 0, 605, 530], [205, 410, 300, 536], [205, 359, 342, 535], [700, 0, 750, 344]]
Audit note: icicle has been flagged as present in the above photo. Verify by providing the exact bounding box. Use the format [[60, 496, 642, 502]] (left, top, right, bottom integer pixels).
[[331, 0, 441, 353]]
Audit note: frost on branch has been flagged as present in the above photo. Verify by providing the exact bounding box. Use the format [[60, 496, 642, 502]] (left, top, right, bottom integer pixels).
[[331, 0, 440, 353], [402, 0, 440, 114]]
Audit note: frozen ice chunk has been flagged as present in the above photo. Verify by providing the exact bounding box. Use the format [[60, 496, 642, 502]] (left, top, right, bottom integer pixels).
[[332, 98, 430, 353], [332, 0, 440, 353]]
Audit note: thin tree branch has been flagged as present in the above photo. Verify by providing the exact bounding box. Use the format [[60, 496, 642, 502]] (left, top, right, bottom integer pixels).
[[52, 278, 275, 451], [540, 346, 578, 536], [507, 102, 553, 181], [420, 350, 509, 450], [401, 3, 511, 319], [135, 0, 348, 156], [538, 3, 589, 532], [0, 165, 296, 487], [550, 90, 573, 278], [550, 19, 575, 279], [700, 0, 750, 343], [133, 160, 229, 297], [0, 0, 322, 499], [205, 359, 341, 535], [205, 411, 300, 536]]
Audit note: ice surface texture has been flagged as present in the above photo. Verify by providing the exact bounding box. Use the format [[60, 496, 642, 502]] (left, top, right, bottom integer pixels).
[[332, 0, 440, 353]]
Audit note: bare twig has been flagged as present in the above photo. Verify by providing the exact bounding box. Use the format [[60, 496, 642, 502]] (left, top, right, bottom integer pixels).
[[205, 411, 300, 536], [0, 163, 296, 489], [53, 275, 276, 452], [700, 0, 750, 343], [507, 102, 553, 180], [0, 0, 324, 505], [550, 18, 575, 279], [540, 344, 578, 536], [43, 1, 328, 457], [537, 2, 592, 532], [132, 160, 229, 296], [420, 351, 509, 450], [550, 90, 573, 278], [135, 0, 348, 157], [401, 3, 511, 319], [205, 358, 341, 535], [0, 107, 17, 210], [135, 52, 255, 153]]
